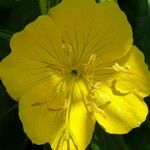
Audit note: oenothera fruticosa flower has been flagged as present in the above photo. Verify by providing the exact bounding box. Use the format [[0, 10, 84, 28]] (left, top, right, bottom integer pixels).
[[0, 0, 150, 149]]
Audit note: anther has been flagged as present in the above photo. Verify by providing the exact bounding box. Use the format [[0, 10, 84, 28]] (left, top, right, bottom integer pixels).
[[47, 106, 66, 112], [88, 54, 96, 64], [86, 102, 106, 118], [62, 40, 72, 56], [83, 54, 96, 85], [84, 54, 96, 72], [112, 63, 129, 73]]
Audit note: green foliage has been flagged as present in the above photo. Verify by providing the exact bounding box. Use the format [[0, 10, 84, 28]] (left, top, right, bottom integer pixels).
[[89, 123, 129, 150], [0, 0, 16, 8], [0, 0, 40, 149], [39, 0, 61, 14], [0, 0, 150, 150], [118, 0, 150, 66], [0, 81, 27, 150]]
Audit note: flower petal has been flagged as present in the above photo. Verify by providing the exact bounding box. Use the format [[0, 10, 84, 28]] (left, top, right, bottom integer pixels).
[[49, 1, 132, 65], [94, 85, 148, 134], [19, 80, 95, 149], [114, 46, 150, 97], [19, 80, 64, 144], [0, 16, 64, 100]]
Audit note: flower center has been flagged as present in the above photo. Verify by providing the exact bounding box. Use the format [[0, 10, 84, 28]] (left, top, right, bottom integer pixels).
[[71, 69, 78, 76]]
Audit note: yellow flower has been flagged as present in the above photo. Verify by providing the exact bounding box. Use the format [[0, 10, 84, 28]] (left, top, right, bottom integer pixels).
[[0, 0, 150, 149]]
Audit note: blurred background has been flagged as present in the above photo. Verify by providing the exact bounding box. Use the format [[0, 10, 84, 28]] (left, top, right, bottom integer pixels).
[[0, 0, 150, 150]]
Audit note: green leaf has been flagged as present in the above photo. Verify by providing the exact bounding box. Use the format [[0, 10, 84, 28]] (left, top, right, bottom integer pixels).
[[0, 107, 27, 150], [0, 81, 27, 150], [9, 0, 40, 32], [39, 0, 50, 15], [0, 29, 13, 41], [39, 0, 62, 14], [90, 123, 129, 150], [0, 0, 15, 8], [43, 143, 51, 150], [0, 80, 17, 121], [118, 0, 150, 65], [0, 36, 11, 61], [96, 0, 117, 3], [124, 123, 150, 150]]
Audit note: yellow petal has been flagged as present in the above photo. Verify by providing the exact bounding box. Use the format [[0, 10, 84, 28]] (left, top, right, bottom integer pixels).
[[67, 80, 95, 150], [0, 16, 64, 100], [49, 1, 132, 65], [114, 46, 150, 97], [53, 99, 95, 150], [0, 54, 52, 101], [11, 15, 62, 57], [94, 86, 148, 134], [19, 79, 95, 149]]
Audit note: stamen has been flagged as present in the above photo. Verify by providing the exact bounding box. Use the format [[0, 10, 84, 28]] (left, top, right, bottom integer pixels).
[[86, 101, 106, 118], [90, 82, 101, 91], [52, 80, 78, 149], [86, 82, 111, 118], [132, 88, 143, 97], [84, 54, 96, 72], [61, 39, 76, 66], [83, 54, 96, 85], [47, 106, 66, 111], [62, 40, 72, 57], [112, 63, 129, 73], [47, 96, 68, 112], [90, 90, 111, 110], [31, 102, 45, 107], [88, 91, 111, 115], [46, 64, 66, 75], [53, 127, 78, 150]]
